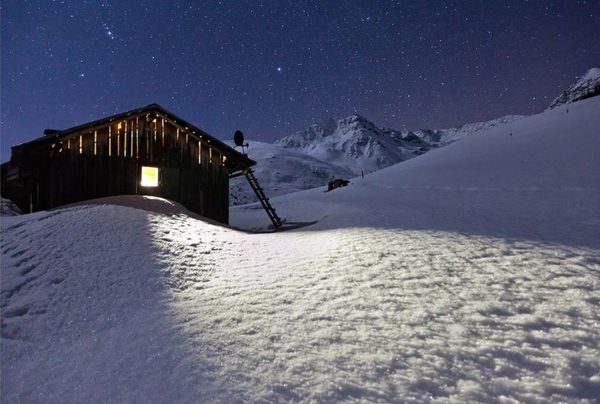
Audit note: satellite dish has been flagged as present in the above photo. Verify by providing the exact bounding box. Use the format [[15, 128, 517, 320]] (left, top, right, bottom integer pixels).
[[234, 130, 249, 155], [234, 130, 245, 147]]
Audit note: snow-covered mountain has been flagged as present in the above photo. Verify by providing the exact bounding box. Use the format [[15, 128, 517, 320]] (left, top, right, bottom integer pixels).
[[547, 67, 600, 109], [230, 115, 432, 205], [231, 114, 524, 205], [230, 68, 598, 206], [274, 114, 432, 175]]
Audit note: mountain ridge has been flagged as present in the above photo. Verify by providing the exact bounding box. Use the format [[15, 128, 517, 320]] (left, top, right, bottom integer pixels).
[[547, 67, 600, 109], [230, 67, 599, 205], [230, 113, 525, 205]]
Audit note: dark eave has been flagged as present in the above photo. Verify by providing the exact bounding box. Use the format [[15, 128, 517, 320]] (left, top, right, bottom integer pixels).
[[11, 103, 255, 168]]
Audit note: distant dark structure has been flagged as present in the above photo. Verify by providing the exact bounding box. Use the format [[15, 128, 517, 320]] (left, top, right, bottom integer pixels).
[[328, 179, 349, 191], [0, 104, 256, 224]]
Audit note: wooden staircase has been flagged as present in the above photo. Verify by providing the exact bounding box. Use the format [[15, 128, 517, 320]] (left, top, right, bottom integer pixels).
[[244, 169, 283, 228]]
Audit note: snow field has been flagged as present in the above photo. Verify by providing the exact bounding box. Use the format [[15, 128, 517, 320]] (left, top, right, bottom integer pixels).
[[1, 205, 221, 403], [192, 227, 600, 403], [2, 199, 600, 403], [2, 95, 600, 403]]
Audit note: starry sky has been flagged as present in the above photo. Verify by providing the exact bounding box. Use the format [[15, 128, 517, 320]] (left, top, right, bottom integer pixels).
[[1, 0, 599, 163]]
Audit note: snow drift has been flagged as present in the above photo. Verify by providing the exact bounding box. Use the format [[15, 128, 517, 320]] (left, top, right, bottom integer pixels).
[[2, 96, 600, 403]]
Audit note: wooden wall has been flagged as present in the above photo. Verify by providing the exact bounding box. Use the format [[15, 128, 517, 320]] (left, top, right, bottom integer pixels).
[[16, 113, 232, 223]]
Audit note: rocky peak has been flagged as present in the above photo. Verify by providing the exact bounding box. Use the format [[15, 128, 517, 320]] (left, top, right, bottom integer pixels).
[[547, 67, 600, 109]]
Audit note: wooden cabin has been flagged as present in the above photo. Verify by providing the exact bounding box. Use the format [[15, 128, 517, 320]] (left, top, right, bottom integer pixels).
[[0, 104, 255, 224]]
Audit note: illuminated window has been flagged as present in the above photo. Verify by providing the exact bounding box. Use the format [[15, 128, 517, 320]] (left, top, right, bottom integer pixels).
[[141, 166, 159, 187]]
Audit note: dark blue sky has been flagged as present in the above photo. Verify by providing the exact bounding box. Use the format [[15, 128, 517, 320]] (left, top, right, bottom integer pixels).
[[2, 0, 599, 163]]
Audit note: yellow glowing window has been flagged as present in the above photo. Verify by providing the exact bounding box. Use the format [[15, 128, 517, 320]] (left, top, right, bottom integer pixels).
[[141, 166, 159, 187]]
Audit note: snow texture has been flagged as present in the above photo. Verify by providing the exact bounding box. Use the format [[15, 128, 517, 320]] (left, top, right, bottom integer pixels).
[[1, 198, 22, 217], [2, 96, 600, 403]]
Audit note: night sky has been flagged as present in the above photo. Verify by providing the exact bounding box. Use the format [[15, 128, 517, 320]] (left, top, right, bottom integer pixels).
[[2, 0, 599, 163]]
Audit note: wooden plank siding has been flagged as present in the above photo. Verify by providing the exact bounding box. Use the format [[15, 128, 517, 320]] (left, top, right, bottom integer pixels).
[[3, 105, 254, 224]]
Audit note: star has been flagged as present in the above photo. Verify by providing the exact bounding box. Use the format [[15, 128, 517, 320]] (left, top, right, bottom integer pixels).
[[102, 22, 116, 40], [0, 0, 598, 165]]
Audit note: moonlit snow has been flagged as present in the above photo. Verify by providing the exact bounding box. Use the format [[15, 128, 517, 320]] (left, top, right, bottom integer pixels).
[[2, 97, 600, 403], [229, 113, 525, 205]]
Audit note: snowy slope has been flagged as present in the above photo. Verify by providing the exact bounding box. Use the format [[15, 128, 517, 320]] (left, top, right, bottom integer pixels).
[[429, 114, 525, 145], [230, 114, 429, 205], [548, 67, 600, 109], [234, 114, 524, 205], [234, 68, 596, 206], [227, 141, 354, 205], [232, 96, 600, 245], [2, 96, 600, 404]]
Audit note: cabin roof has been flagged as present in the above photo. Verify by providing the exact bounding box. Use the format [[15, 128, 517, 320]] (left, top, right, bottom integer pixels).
[[11, 103, 255, 169]]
